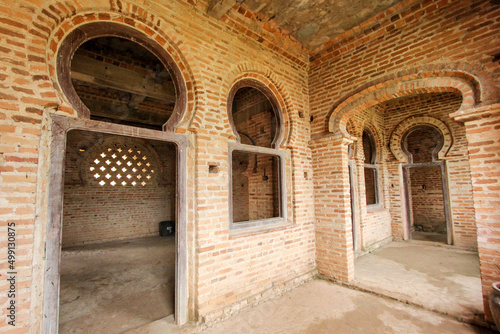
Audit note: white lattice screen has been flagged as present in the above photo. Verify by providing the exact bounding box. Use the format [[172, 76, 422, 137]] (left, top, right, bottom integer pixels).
[[83, 136, 160, 187]]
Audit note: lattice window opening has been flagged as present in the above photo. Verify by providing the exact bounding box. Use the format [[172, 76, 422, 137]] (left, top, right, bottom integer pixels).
[[81, 136, 162, 187], [89, 146, 156, 187]]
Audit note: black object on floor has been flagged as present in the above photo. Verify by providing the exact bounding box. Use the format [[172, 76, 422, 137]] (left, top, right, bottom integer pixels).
[[160, 221, 175, 236]]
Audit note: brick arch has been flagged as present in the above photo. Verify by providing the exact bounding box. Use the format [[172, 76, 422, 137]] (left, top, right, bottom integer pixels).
[[362, 122, 384, 164], [219, 64, 293, 148], [344, 117, 384, 163], [39, 2, 197, 132], [328, 69, 482, 137], [390, 116, 453, 163]]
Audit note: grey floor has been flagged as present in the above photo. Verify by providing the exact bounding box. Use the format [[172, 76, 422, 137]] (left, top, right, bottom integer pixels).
[[134, 279, 494, 334], [59, 236, 175, 334], [133, 241, 493, 334], [59, 237, 493, 334], [353, 240, 484, 324]]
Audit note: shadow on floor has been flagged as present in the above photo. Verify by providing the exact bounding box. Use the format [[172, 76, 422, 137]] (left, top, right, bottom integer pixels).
[[59, 236, 175, 334], [412, 231, 447, 243], [352, 241, 484, 325]]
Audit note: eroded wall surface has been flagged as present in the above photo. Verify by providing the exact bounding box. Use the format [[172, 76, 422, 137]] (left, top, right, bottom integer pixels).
[[0, 0, 315, 331], [309, 0, 499, 320]]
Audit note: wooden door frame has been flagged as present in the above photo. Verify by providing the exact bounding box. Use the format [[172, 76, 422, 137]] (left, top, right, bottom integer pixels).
[[348, 160, 357, 251], [402, 161, 452, 245], [42, 114, 189, 332]]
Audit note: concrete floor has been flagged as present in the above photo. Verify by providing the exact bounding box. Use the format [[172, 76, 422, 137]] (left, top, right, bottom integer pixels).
[[131, 280, 493, 334], [59, 236, 491, 334], [412, 231, 447, 243], [352, 240, 484, 325], [59, 236, 175, 333]]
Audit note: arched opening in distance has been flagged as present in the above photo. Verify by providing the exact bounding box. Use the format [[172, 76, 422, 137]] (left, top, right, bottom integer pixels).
[[402, 125, 449, 244], [227, 80, 287, 230]]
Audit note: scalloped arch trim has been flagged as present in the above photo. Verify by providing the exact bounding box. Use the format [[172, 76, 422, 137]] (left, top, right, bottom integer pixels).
[[218, 63, 293, 147], [42, 3, 196, 132], [328, 70, 481, 138], [390, 116, 453, 163]]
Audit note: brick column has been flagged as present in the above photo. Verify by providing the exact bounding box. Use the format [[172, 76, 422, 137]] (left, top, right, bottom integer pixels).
[[451, 104, 500, 323], [311, 135, 354, 282]]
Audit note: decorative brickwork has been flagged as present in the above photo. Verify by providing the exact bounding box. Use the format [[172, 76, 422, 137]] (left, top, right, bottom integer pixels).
[[390, 116, 453, 163], [0, 0, 498, 331]]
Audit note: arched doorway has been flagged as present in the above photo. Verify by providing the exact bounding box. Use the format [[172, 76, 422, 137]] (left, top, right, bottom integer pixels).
[[44, 22, 189, 332], [402, 125, 451, 244]]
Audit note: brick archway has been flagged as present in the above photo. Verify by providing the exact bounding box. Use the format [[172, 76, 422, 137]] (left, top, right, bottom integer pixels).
[[52, 21, 188, 132], [220, 64, 293, 147], [328, 70, 481, 137], [41, 5, 197, 132], [390, 116, 453, 163]]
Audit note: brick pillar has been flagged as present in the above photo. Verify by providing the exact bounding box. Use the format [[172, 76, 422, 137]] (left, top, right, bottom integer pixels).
[[311, 135, 354, 282], [451, 104, 500, 323]]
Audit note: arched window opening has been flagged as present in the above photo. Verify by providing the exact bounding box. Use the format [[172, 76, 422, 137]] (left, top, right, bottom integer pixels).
[[228, 83, 286, 229], [232, 87, 277, 148], [363, 129, 379, 206], [403, 125, 448, 243], [404, 125, 443, 163], [69, 37, 176, 130]]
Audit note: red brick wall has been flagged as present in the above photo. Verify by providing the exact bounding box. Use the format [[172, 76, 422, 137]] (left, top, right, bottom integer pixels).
[[62, 131, 176, 246], [62, 186, 173, 246], [311, 135, 354, 281], [409, 165, 446, 233], [309, 1, 500, 128], [0, 0, 498, 331], [309, 0, 498, 323], [452, 105, 500, 323], [0, 0, 314, 330], [405, 127, 440, 163]]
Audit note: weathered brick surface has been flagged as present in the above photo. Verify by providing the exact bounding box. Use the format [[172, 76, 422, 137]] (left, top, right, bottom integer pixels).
[[0, 0, 314, 331], [311, 135, 354, 281], [309, 0, 498, 323], [0, 0, 498, 331], [452, 104, 500, 322]]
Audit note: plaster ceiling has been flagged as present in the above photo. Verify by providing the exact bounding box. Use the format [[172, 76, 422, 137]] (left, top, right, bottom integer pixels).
[[210, 0, 405, 50]]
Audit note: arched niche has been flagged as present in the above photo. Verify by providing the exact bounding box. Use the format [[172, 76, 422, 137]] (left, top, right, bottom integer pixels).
[[56, 22, 187, 132], [327, 71, 481, 138], [227, 79, 285, 149], [402, 125, 444, 164], [390, 116, 453, 163], [226, 79, 288, 230]]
